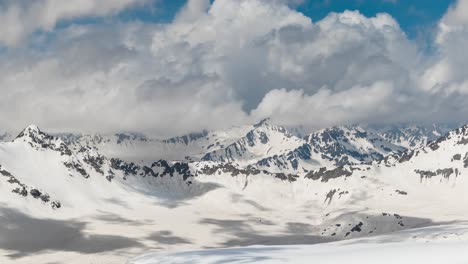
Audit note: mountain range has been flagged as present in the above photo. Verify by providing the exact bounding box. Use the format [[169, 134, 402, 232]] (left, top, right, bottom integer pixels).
[[0, 120, 466, 263]]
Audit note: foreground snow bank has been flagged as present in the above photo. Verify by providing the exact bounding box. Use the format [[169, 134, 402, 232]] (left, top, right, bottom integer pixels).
[[128, 225, 468, 264], [129, 241, 468, 264]]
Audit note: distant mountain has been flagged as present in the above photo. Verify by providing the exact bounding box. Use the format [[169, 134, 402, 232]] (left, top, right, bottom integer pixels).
[[2, 122, 468, 264], [0, 125, 200, 212], [254, 125, 405, 173], [57, 125, 252, 163], [0, 132, 12, 142], [201, 119, 305, 165], [369, 123, 455, 149], [49, 122, 455, 175]]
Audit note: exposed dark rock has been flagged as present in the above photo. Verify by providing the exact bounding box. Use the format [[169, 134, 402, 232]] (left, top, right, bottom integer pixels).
[[106, 170, 115, 182], [464, 153, 468, 168], [338, 190, 349, 198], [324, 189, 337, 204], [12, 187, 28, 197], [398, 150, 414, 163], [0, 168, 12, 177], [274, 173, 299, 182], [395, 190, 408, 195], [305, 166, 352, 182], [458, 137, 468, 145], [40, 194, 50, 203], [52, 201, 62, 209], [30, 189, 42, 199], [200, 163, 261, 177], [64, 161, 89, 178], [110, 158, 139, 176], [452, 154, 462, 161], [350, 222, 363, 232], [83, 154, 105, 174], [256, 144, 312, 171], [415, 168, 454, 181]]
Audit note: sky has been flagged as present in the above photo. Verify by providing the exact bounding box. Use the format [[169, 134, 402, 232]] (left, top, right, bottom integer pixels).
[[0, 0, 467, 137]]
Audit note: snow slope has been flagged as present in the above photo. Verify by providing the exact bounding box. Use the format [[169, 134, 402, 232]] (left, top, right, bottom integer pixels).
[[1, 123, 468, 263], [129, 225, 468, 264]]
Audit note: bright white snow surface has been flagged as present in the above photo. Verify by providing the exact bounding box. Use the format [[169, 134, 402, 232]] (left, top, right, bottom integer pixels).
[[3, 124, 468, 263], [129, 225, 468, 264]]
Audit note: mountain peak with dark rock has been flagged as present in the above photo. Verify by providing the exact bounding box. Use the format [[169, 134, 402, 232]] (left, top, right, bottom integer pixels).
[[15, 124, 48, 142]]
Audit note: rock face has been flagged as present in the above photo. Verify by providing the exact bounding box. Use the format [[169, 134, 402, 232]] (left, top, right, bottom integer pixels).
[[370, 123, 455, 149], [15, 125, 73, 156], [202, 119, 305, 165], [254, 125, 405, 173], [305, 166, 353, 182], [306, 126, 405, 165]]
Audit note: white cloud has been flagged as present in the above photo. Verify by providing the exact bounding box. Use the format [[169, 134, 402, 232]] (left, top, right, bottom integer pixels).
[[252, 82, 395, 128], [420, 0, 468, 95], [0, 0, 151, 46], [175, 0, 210, 23], [1, 0, 468, 136]]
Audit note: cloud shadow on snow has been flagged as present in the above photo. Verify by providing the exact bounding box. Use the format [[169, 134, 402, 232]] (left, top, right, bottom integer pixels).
[[126, 179, 223, 208], [146, 231, 193, 245], [199, 217, 334, 247], [0, 207, 143, 259], [93, 210, 155, 226]]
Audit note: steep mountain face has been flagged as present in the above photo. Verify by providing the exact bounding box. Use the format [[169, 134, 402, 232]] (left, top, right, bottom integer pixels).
[[307, 126, 406, 165], [201, 119, 305, 165], [370, 124, 455, 149], [255, 125, 405, 173]]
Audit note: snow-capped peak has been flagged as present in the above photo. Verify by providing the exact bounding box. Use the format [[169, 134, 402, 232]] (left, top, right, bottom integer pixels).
[[202, 119, 305, 164], [14, 124, 48, 142], [18, 124, 40, 135]]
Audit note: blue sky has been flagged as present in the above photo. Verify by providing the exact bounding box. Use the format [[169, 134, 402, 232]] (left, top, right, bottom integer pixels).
[[297, 0, 455, 38], [115, 0, 455, 39]]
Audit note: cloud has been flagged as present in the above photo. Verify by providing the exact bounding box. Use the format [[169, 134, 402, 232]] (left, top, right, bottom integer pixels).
[[252, 82, 396, 128], [175, 0, 211, 23], [0, 0, 152, 46], [1, 0, 468, 136], [420, 0, 468, 94]]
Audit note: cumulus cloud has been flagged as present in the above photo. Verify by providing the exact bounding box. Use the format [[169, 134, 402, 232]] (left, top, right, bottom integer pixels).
[[0, 0, 152, 46], [1, 0, 468, 136], [419, 0, 468, 95], [175, 0, 210, 23]]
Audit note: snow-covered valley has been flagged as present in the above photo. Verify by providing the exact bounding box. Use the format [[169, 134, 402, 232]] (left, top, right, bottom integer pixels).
[[129, 225, 468, 264], [1, 121, 467, 263]]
